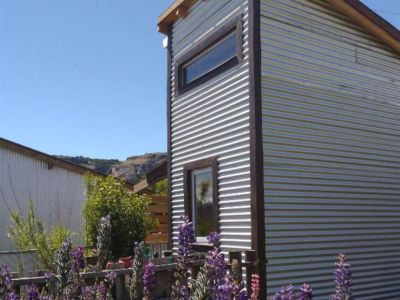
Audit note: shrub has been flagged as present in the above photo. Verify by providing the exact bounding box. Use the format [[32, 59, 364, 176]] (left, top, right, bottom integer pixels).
[[8, 199, 71, 270], [83, 174, 157, 259]]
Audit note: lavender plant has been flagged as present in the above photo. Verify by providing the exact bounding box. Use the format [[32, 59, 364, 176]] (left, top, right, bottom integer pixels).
[[143, 262, 156, 300], [54, 238, 72, 294], [96, 215, 112, 270], [204, 232, 226, 300], [300, 284, 312, 300], [26, 284, 40, 300], [170, 216, 195, 300], [1, 265, 16, 299], [272, 284, 295, 300], [129, 242, 145, 300], [330, 254, 352, 300]]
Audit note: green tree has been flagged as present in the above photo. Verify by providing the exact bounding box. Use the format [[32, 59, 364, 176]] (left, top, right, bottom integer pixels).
[[83, 174, 157, 259]]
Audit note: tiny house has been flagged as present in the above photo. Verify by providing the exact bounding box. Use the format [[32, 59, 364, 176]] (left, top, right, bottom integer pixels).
[[158, 0, 400, 298]]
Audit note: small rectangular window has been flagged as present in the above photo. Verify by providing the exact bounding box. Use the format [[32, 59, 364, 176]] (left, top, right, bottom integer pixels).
[[176, 16, 243, 95], [184, 158, 218, 243]]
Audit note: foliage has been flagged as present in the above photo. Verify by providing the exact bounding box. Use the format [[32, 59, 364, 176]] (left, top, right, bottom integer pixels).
[[8, 200, 71, 270], [272, 285, 295, 300], [129, 242, 145, 300], [96, 216, 112, 270], [143, 262, 156, 300], [191, 266, 210, 300], [147, 179, 168, 196], [83, 174, 157, 258], [170, 216, 195, 300]]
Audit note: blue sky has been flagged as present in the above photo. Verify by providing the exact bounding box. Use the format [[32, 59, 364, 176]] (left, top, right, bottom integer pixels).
[[0, 1, 398, 160]]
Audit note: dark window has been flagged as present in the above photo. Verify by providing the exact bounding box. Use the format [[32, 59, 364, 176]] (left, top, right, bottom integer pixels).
[[176, 16, 243, 94], [184, 158, 218, 242], [182, 31, 238, 86]]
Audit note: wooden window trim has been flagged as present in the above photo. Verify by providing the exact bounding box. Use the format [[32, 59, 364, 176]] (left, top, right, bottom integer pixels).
[[175, 15, 243, 95], [183, 157, 219, 248]]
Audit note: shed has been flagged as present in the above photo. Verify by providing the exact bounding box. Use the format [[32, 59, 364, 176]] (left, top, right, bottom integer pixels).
[[0, 138, 133, 253], [158, 0, 400, 298]]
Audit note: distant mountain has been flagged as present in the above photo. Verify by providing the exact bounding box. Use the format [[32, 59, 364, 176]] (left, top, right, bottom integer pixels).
[[56, 153, 167, 184]]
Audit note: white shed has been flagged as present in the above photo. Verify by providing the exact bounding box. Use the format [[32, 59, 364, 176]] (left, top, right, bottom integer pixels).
[[0, 138, 132, 253], [158, 0, 400, 298]]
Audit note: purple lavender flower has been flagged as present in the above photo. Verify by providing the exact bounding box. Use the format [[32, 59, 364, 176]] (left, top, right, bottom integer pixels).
[[1, 265, 13, 295], [72, 246, 85, 273], [177, 216, 195, 257], [143, 262, 156, 300], [272, 284, 295, 300], [300, 283, 313, 300], [81, 285, 96, 300], [251, 274, 260, 300], [105, 271, 117, 285], [330, 254, 352, 300], [205, 232, 226, 300], [44, 271, 55, 284], [96, 281, 107, 300], [171, 216, 195, 300], [6, 291, 19, 300], [26, 284, 40, 300]]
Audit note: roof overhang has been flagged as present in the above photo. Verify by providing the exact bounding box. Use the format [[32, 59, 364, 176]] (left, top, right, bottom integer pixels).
[[158, 0, 400, 55]]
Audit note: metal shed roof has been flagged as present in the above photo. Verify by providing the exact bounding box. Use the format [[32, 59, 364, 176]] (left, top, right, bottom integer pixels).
[[158, 0, 400, 55]]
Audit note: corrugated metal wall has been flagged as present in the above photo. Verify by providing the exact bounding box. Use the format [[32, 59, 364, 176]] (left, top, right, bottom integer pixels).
[[0, 147, 85, 252], [169, 0, 252, 253], [260, 0, 400, 298]]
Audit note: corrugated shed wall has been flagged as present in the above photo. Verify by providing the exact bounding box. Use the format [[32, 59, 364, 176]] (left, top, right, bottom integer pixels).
[[0, 147, 85, 252], [170, 0, 252, 253], [260, 0, 400, 298]]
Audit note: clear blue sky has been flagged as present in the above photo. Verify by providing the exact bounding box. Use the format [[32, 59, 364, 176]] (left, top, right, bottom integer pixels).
[[0, 1, 398, 160]]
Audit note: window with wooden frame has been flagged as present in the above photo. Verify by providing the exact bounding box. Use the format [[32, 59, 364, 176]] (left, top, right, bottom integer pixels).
[[183, 157, 219, 244], [175, 15, 243, 95]]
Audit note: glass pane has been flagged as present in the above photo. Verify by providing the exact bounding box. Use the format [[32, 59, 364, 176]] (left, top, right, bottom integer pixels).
[[193, 169, 213, 237], [184, 32, 237, 85]]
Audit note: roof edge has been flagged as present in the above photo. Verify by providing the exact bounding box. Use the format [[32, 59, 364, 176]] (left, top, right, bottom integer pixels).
[[0, 138, 134, 190], [158, 0, 400, 55], [327, 0, 400, 54]]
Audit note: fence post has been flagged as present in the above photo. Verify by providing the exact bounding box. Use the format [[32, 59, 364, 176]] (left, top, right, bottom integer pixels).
[[115, 273, 124, 300], [245, 250, 257, 292], [229, 251, 242, 281]]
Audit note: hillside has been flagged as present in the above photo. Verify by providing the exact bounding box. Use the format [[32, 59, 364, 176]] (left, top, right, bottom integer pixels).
[[56, 153, 166, 184]]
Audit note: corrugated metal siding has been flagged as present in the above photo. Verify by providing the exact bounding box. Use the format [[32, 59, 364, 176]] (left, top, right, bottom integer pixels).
[[260, 0, 400, 298], [0, 147, 85, 252], [169, 0, 252, 254]]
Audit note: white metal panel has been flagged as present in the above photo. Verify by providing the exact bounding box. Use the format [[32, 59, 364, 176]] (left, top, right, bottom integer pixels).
[[0, 147, 85, 252], [261, 0, 400, 298], [169, 0, 252, 254]]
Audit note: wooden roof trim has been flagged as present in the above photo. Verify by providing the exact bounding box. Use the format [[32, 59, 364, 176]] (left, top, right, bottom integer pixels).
[[158, 0, 400, 55], [157, 0, 196, 34], [133, 161, 167, 194], [327, 0, 400, 54], [0, 138, 134, 190]]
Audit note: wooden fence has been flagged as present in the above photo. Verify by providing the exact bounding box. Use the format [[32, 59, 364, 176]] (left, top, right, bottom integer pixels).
[[145, 194, 169, 244], [11, 251, 259, 300]]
